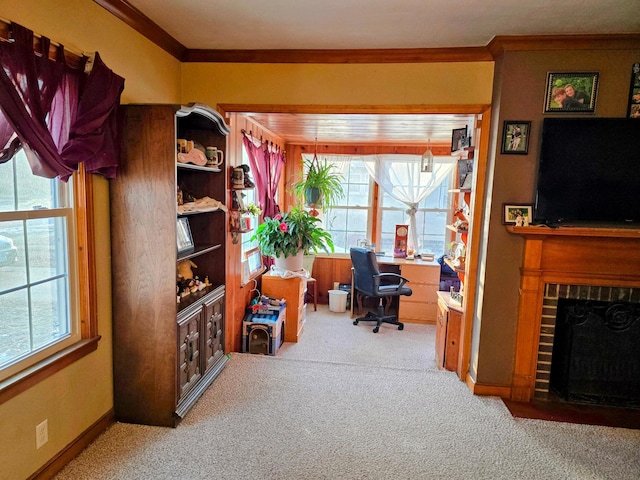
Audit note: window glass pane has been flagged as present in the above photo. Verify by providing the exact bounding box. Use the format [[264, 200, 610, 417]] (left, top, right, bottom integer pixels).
[[0, 220, 27, 287], [28, 217, 68, 284], [31, 277, 70, 350], [0, 289, 30, 368]]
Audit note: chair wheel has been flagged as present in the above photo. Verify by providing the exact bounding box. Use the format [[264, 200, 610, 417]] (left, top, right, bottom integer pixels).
[[373, 326, 379, 333], [353, 320, 359, 325], [398, 323, 404, 330]]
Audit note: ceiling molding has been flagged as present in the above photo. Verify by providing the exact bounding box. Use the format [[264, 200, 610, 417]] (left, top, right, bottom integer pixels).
[[93, 0, 187, 60], [184, 47, 493, 64], [489, 34, 640, 57], [219, 104, 490, 115]]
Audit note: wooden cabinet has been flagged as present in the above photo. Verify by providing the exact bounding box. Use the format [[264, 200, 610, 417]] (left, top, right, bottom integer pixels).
[[261, 272, 306, 342], [436, 292, 463, 372], [398, 261, 440, 324], [111, 103, 229, 427]]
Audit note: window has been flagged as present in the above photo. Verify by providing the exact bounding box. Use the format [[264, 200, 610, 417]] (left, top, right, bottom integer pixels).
[[324, 159, 371, 253], [0, 151, 98, 402], [321, 155, 454, 255]]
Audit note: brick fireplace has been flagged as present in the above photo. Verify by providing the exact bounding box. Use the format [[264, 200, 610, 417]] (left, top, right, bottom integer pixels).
[[507, 225, 640, 403]]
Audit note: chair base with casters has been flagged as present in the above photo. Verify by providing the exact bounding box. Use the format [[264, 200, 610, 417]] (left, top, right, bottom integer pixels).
[[353, 297, 404, 333]]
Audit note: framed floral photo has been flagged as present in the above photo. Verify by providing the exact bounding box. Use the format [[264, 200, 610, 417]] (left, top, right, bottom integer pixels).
[[544, 72, 599, 113], [627, 63, 640, 118], [176, 217, 194, 254], [503, 204, 533, 226], [501, 121, 531, 154]]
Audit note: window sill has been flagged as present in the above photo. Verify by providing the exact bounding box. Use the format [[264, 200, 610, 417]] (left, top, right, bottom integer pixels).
[[0, 336, 101, 405]]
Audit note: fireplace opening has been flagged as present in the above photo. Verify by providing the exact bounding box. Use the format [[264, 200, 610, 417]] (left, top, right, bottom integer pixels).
[[550, 298, 640, 408]]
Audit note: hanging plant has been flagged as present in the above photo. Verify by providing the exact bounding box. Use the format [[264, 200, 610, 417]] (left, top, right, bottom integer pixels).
[[292, 141, 345, 215]]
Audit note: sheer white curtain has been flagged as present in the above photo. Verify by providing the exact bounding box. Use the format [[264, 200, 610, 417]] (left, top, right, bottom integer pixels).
[[362, 154, 456, 252]]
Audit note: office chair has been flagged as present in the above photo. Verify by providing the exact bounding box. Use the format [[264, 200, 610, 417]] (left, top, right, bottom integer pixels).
[[350, 247, 412, 333]]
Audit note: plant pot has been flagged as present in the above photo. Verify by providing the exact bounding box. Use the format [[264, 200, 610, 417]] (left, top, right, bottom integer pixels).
[[273, 250, 304, 271], [304, 186, 322, 208]]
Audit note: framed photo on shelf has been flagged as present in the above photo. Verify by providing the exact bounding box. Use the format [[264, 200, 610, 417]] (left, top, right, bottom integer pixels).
[[501, 121, 531, 155], [451, 126, 468, 152], [544, 72, 599, 113], [627, 62, 640, 118], [502, 204, 533, 226], [176, 217, 194, 253]]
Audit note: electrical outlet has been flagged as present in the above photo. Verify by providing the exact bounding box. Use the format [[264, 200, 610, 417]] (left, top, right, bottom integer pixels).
[[36, 419, 48, 449]]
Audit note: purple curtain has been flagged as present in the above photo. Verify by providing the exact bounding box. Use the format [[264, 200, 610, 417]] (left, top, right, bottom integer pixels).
[[242, 132, 286, 218], [0, 22, 124, 180]]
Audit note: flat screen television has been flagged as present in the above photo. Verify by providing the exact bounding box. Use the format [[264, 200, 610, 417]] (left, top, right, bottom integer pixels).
[[535, 117, 640, 226]]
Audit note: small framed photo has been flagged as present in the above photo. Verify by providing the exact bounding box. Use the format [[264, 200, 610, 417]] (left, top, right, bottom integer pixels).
[[501, 121, 531, 155], [544, 72, 599, 113], [240, 216, 249, 231], [503, 204, 533, 226], [451, 126, 468, 152], [177, 217, 194, 253], [627, 63, 640, 118]]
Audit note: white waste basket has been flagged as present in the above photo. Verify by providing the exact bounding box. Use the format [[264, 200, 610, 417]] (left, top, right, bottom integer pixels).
[[328, 289, 348, 313]]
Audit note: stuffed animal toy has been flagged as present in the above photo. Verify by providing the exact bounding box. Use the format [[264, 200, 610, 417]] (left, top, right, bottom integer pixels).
[[177, 259, 197, 280]]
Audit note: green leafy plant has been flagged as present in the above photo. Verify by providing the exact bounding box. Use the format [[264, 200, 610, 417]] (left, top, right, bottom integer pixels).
[[292, 155, 345, 213], [245, 202, 262, 216], [251, 206, 334, 258]]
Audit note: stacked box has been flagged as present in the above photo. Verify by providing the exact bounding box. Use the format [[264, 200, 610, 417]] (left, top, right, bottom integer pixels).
[[242, 305, 286, 356]]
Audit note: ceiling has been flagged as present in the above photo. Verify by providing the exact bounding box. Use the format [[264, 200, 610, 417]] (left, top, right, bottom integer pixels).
[[125, 0, 638, 51], [112, 0, 639, 145]]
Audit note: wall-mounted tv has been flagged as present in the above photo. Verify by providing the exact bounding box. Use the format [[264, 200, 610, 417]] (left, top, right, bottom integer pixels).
[[535, 118, 640, 226]]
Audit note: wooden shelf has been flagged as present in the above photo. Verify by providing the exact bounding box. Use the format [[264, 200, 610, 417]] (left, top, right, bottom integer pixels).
[[447, 224, 469, 234], [177, 162, 221, 173], [177, 243, 222, 262], [443, 256, 465, 274]]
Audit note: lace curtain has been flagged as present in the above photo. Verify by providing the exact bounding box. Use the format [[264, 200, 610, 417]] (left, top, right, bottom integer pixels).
[[0, 22, 124, 180]]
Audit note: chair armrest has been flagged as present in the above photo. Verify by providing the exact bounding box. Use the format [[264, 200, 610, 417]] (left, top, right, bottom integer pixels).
[[373, 272, 410, 289]]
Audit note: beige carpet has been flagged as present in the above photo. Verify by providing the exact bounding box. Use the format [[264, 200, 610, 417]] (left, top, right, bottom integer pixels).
[[54, 307, 640, 479]]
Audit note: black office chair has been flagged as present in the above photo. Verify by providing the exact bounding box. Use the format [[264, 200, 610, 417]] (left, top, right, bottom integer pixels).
[[350, 247, 412, 333]]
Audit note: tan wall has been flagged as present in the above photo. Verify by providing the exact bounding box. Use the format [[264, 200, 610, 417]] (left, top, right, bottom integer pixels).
[[0, 1, 181, 478], [181, 62, 494, 106], [472, 46, 640, 387]]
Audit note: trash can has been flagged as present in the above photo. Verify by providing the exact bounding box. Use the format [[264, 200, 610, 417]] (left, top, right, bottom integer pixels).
[[328, 289, 348, 313]]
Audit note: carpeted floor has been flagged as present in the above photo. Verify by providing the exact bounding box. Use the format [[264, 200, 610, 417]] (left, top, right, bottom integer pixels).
[[54, 306, 640, 479]]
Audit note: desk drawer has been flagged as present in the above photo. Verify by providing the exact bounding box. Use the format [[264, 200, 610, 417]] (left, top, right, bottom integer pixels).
[[400, 300, 437, 324], [401, 264, 440, 284], [404, 283, 438, 302]]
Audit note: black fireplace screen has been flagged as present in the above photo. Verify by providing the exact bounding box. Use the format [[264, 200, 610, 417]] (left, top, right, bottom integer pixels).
[[550, 298, 640, 407]]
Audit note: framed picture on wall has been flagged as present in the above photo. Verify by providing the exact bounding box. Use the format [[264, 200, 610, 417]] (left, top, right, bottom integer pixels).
[[544, 72, 599, 113], [501, 121, 531, 155], [503, 204, 533, 226], [451, 126, 468, 152]]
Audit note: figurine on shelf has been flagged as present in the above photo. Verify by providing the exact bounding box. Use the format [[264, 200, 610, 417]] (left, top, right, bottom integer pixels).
[[239, 164, 255, 188]]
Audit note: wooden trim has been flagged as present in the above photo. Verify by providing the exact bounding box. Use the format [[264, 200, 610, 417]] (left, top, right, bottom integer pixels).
[[489, 34, 640, 57], [93, 0, 187, 60], [0, 337, 100, 405], [219, 104, 490, 116], [184, 46, 493, 64], [28, 410, 114, 480], [466, 375, 512, 398], [457, 108, 491, 383]]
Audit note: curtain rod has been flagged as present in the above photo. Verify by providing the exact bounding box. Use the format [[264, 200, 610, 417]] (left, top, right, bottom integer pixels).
[[0, 18, 91, 71]]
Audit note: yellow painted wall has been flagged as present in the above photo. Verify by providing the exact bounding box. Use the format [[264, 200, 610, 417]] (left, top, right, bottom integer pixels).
[[0, 1, 181, 478], [181, 62, 494, 106]]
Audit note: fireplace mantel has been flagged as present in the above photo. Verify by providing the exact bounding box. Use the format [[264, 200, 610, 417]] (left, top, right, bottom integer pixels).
[[507, 225, 640, 402]]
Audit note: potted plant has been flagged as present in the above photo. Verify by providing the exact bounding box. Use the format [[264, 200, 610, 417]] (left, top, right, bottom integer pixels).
[[251, 206, 334, 270], [292, 155, 344, 213]]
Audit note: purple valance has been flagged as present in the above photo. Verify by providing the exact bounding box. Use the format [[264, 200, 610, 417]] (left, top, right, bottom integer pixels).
[[0, 22, 124, 180]]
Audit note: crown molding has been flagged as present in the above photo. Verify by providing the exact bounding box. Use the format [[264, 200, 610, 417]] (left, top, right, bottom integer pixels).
[[488, 34, 640, 57], [183, 47, 493, 63], [93, 0, 187, 60]]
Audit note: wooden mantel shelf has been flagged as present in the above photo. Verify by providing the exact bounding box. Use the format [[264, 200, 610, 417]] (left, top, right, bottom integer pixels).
[[506, 225, 640, 239]]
